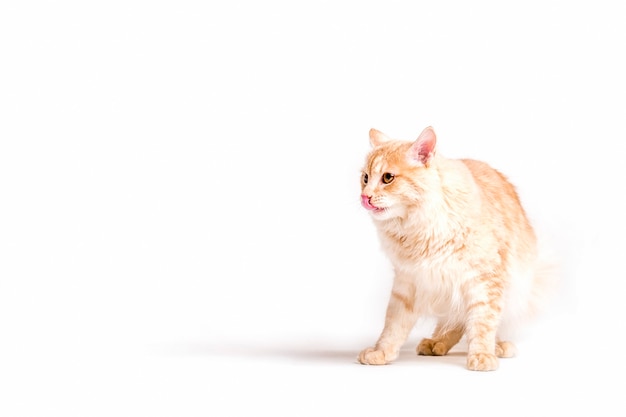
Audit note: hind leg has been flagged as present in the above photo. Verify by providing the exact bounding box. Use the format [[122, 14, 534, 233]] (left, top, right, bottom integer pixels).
[[495, 340, 516, 358], [417, 322, 464, 356]]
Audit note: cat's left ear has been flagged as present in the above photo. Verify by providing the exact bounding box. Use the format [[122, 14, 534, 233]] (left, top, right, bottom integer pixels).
[[410, 126, 437, 166], [369, 128, 392, 147]]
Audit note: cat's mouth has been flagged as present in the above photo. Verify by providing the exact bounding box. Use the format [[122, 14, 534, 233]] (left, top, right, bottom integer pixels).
[[361, 195, 385, 212]]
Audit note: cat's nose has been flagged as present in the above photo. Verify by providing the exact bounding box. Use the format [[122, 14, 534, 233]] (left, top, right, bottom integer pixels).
[[361, 194, 376, 210]]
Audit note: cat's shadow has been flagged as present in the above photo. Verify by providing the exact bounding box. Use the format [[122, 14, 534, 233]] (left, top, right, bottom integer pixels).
[[160, 340, 468, 368]]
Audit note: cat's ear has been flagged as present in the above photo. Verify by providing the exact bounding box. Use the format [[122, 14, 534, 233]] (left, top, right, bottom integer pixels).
[[410, 126, 437, 166], [369, 128, 392, 147]]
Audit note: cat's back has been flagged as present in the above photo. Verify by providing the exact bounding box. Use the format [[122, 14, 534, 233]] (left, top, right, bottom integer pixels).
[[460, 158, 523, 210], [459, 158, 534, 242]]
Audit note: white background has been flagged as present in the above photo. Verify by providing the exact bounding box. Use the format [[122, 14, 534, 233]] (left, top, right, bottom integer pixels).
[[1, 1, 625, 416]]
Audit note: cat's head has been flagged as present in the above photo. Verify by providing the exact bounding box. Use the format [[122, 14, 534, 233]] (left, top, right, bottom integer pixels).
[[360, 126, 438, 221]]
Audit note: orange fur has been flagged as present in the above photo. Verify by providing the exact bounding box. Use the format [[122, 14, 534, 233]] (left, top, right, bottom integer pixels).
[[358, 126, 556, 371]]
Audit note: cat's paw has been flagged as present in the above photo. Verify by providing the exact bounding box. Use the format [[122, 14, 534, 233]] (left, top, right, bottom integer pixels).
[[495, 341, 516, 358], [358, 347, 391, 365], [467, 352, 499, 371], [417, 338, 449, 356]]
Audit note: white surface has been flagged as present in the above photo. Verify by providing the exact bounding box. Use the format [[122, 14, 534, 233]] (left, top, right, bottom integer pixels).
[[1, 1, 624, 416]]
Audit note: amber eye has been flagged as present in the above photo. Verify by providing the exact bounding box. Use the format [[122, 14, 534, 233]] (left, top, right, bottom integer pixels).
[[363, 173, 369, 184], [382, 172, 395, 184]]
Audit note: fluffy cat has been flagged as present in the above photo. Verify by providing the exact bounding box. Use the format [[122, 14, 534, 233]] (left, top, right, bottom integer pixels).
[[358, 126, 556, 371]]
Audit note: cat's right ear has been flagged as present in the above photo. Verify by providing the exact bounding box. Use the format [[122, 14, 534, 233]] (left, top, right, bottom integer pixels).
[[369, 128, 391, 147]]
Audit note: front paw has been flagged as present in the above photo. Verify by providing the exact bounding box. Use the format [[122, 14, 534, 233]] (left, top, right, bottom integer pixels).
[[467, 352, 499, 371], [358, 347, 390, 365]]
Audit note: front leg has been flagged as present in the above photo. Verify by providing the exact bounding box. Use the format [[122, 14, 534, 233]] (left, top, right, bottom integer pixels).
[[359, 278, 418, 365], [464, 274, 504, 371]]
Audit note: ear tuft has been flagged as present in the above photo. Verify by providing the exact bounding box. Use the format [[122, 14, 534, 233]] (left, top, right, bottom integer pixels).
[[410, 126, 437, 166], [369, 128, 391, 147]]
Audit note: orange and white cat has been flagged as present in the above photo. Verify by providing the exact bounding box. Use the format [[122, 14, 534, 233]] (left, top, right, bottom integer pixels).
[[358, 126, 555, 371]]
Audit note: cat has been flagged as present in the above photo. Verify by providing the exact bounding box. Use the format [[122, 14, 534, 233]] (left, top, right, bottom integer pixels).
[[358, 125, 556, 371]]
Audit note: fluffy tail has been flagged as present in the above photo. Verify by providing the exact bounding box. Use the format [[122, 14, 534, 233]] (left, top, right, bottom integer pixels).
[[498, 236, 562, 341], [528, 257, 561, 320]]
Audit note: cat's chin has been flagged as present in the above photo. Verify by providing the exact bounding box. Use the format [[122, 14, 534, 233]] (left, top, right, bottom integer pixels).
[[368, 208, 398, 221]]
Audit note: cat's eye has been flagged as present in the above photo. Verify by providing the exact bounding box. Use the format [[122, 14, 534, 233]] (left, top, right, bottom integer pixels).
[[382, 172, 395, 184], [363, 173, 368, 184]]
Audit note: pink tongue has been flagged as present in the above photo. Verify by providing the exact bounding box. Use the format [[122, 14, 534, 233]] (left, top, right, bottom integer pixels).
[[361, 194, 378, 210]]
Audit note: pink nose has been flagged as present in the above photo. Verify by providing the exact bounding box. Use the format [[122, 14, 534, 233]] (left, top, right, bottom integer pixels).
[[361, 194, 377, 210]]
